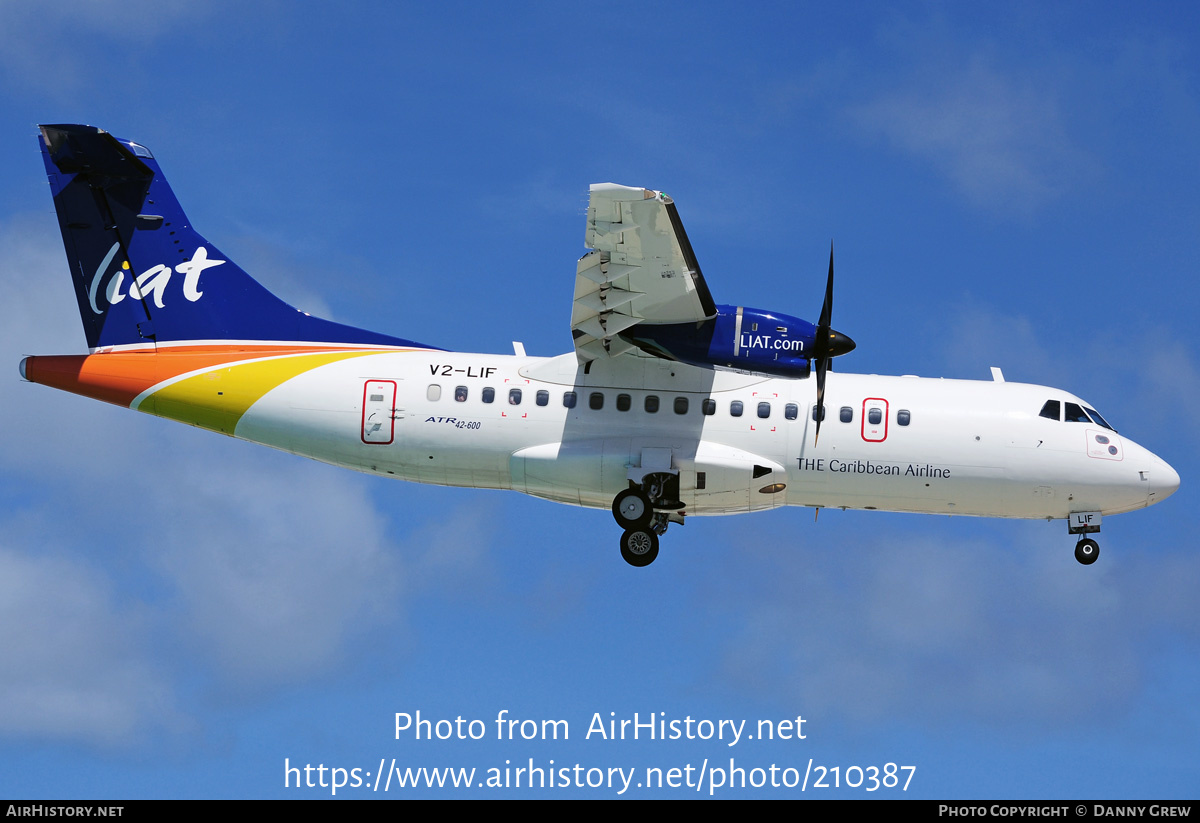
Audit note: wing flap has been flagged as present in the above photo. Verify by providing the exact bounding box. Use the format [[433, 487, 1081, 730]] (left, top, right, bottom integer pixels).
[[571, 183, 717, 364]]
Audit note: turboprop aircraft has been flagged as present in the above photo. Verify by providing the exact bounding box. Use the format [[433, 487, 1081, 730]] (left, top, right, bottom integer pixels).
[[20, 124, 1179, 567]]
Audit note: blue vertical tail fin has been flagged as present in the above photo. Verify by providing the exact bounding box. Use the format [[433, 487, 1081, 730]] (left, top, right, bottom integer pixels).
[[39, 124, 430, 351]]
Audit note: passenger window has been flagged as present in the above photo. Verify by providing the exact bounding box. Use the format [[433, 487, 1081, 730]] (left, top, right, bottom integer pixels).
[[702, 398, 716, 416], [482, 387, 495, 404], [536, 390, 549, 406], [508, 388, 522, 405], [897, 409, 911, 426], [617, 394, 631, 412], [812, 405, 826, 422], [757, 402, 771, 419], [562, 391, 576, 408], [589, 392, 604, 410], [427, 384, 441, 401], [1064, 402, 1090, 423], [454, 386, 468, 402], [645, 395, 660, 413], [674, 397, 689, 415], [868, 408, 882, 425], [840, 406, 853, 423], [784, 403, 798, 420], [1039, 400, 1061, 421], [730, 400, 743, 417]]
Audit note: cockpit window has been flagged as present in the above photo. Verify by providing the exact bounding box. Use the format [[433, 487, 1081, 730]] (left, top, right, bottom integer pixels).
[[1085, 407, 1116, 432], [1038, 400, 1060, 421], [1064, 402, 1090, 423]]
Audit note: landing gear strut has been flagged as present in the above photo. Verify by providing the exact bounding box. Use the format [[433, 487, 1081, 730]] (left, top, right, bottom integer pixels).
[[613, 473, 681, 567], [1068, 511, 1102, 566]]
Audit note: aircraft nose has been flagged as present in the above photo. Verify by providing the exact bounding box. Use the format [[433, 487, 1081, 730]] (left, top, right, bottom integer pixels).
[[1147, 454, 1180, 506]]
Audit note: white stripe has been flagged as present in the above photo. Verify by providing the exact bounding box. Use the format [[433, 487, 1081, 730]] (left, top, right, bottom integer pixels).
[[128, 350, 385, 410], [89, 339, 434, 354]]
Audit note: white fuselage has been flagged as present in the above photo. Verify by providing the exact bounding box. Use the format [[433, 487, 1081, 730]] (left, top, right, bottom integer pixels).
[[225, 349, 1176, 521]]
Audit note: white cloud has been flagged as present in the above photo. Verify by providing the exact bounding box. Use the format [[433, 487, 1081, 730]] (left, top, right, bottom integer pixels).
[[0, 545, 178, 746], [146, 454, 408, 688], [0, 2, 214, 97], [1136, 339, 1200, 452], [936, 304, 1069, 386], [0, 211, 495, 729], [849, 55, 1089, 215], [718, 525, 1194, 730]]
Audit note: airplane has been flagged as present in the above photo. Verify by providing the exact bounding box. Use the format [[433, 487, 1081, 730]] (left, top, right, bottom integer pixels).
[[20, 124, 1179, 567]]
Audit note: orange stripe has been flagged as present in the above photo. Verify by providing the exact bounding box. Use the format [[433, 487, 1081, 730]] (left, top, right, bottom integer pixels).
[[23, 345, 412, 408]]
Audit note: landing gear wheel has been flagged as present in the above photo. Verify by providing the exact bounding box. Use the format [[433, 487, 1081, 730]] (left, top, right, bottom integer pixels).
[[613, 488, 653, 529], [1075, 538, 1100, 565], [620, 529, 659, 567]]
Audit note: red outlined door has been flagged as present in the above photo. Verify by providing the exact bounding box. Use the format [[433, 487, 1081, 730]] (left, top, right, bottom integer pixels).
[[862, 397, 888, 442], [362, 380, 397, 444]]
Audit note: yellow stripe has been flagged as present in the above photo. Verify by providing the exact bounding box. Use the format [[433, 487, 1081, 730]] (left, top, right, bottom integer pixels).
[[141, 351, 376, 434]]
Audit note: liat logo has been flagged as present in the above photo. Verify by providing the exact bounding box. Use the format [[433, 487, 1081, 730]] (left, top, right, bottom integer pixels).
[[87, 242, 225, 314]]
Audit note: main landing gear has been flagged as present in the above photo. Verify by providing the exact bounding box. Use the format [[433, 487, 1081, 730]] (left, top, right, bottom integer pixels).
[[612, 473, 682, 567]]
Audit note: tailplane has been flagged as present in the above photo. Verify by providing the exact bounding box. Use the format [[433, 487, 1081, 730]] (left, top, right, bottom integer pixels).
[[38, 124, 429, 351]]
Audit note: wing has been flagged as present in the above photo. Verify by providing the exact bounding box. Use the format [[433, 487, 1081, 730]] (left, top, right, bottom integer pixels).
[[571, 183, 718, 363]]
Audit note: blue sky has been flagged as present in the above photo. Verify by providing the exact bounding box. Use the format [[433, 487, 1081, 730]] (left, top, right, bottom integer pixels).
[[1, 1, 1197, 799]]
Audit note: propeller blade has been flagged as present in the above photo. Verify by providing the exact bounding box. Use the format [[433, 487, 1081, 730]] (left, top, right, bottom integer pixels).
[[818, 241, 834, 331], [813, 242, 835, 445], [814, 353, 828, 445]]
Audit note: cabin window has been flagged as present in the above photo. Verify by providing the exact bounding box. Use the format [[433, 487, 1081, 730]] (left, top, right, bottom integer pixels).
[[536, 390, 549, 406], [645, 395, 660, 413], [616, 393, 631, 412], [730, 400, 743, 417], [784, 403, 798, 420], [589, 392, 604, 410], [702, 398, 716, 416], [757, 402, 771, 419], [897, 409, 911, 426], [868, 407, 882, 425], [562, 391, 576, 408], [508, 388, 522, 405], [454, 386, 468, 402], [674, 397, 689, 415], [840, 406, 853, 423], [812, 404, 826, 422], [1039, 400, 1061, 421], [482, 387, 495, 404], [1064, 402, 1090, 423], [427, 384, 441, 401]]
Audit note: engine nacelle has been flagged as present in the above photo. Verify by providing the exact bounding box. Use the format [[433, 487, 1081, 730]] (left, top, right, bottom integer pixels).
[[623, 304, 821, 378]]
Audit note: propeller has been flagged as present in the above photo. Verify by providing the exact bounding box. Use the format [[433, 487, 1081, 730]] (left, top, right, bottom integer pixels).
[[812, 242, 855, 445]]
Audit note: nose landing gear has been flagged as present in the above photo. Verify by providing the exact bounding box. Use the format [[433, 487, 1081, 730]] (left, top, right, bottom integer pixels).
[[1074, 538, 1099, 565], [1068, 511, 1102, 566]]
